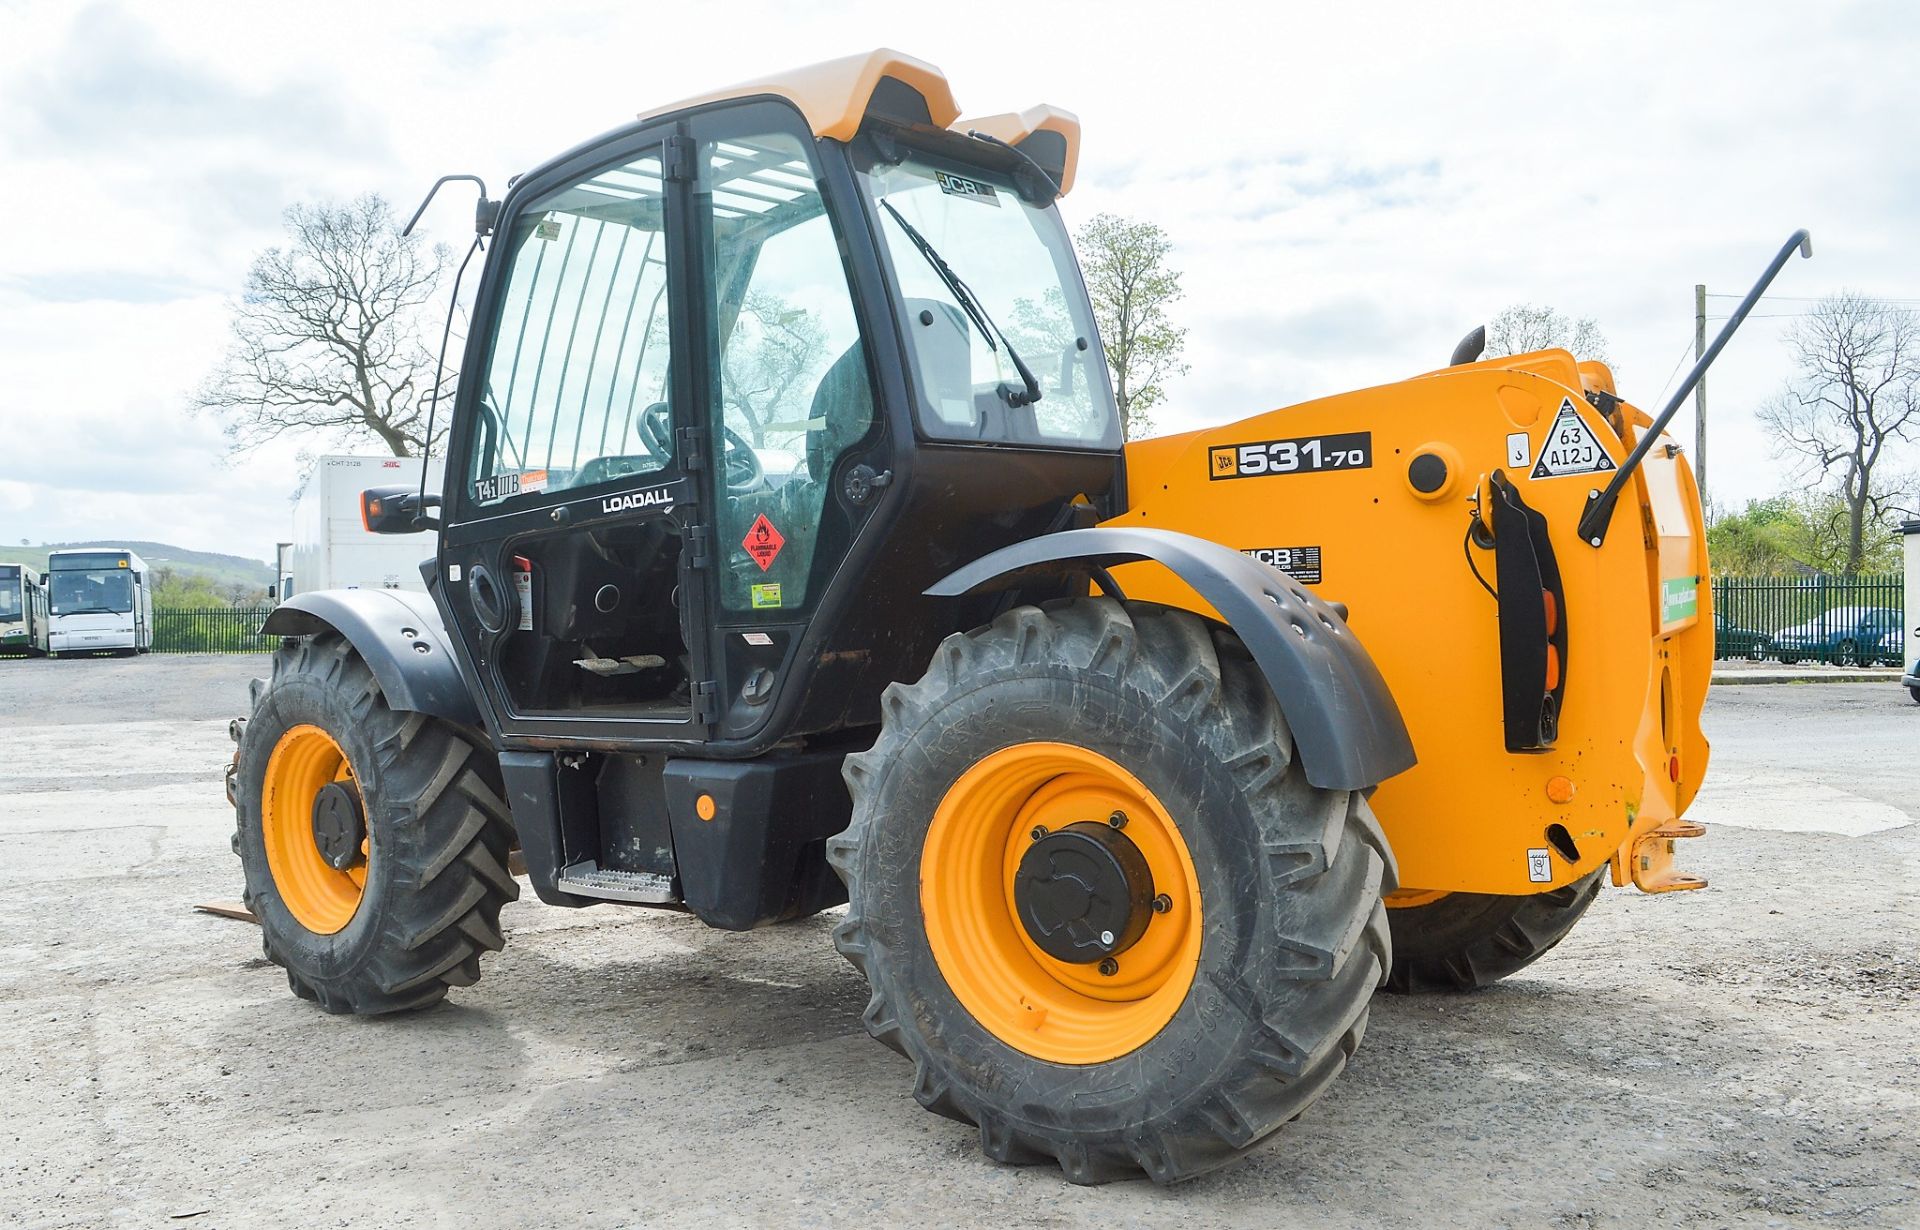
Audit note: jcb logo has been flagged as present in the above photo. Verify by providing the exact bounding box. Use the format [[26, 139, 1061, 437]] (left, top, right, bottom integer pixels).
[[1210, 448, 1238, 476]]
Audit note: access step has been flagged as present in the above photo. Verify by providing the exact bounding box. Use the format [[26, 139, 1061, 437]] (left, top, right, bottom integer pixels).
[[557, 861, 680, 904]]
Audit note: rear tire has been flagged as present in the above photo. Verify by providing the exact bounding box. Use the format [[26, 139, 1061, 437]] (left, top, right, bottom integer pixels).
[[233, 633, 518, 1014], [830, 599, 1395, 1184], [1383, 868, 1605, 992]]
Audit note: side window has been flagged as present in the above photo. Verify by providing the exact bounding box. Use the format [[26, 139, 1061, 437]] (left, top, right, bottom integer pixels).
[[468, 149, 674, 507], [701, 130, 874, 614]]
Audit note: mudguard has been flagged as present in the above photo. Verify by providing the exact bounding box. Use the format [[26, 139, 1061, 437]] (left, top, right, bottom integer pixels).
[[927, 527, 1416, 792], [259, 589, 482, 727]]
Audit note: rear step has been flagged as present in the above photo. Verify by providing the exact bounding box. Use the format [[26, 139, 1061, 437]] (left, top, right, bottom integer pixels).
[[557, 861, 680, 904]]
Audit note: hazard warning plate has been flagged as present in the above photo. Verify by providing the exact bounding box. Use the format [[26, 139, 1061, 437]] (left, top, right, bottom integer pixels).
[[743, 514, 785, 571], [1530, 398, 1617, 479]]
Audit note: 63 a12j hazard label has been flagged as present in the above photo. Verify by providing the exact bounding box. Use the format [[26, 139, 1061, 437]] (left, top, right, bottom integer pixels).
[[1209, 432, 1371, 480], [1530, 399, 1616, 479]]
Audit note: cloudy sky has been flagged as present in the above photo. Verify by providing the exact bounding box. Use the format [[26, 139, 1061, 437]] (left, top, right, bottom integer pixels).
[[2, 0, 1915, 562]]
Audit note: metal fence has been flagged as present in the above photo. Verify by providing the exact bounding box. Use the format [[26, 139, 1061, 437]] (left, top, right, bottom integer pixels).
[[153, 607, 275, 655], [1710, 574, 1906, 664]]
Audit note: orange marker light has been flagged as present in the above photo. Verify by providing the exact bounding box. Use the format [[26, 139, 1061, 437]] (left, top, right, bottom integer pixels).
[[1669, 755, 1681, 782], [1545, 776, 1575, 805], [695, 793, 717, 822]]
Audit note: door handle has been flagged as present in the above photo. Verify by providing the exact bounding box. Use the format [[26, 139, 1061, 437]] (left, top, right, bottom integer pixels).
[[469, 563, 512, 634]]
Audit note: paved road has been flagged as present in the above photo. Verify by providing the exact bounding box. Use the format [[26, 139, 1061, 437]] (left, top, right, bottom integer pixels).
[[1, 655, 1914, 1228]]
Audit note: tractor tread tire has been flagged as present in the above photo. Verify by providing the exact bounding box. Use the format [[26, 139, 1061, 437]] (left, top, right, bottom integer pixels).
[[233, 633, 517, 1015], [829, 598, 1394, 1185], [1383, 867, 1605, 993]]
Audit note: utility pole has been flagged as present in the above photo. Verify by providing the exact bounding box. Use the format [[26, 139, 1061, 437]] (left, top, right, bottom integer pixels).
[[1694, 283, 1707, 496]]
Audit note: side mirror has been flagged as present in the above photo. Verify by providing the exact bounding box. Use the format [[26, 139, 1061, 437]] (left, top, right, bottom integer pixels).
[[361, 487, 442, 534]]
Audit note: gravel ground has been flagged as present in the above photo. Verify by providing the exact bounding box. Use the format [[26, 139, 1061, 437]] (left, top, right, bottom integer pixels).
[[1, 655, 1914, 1228]]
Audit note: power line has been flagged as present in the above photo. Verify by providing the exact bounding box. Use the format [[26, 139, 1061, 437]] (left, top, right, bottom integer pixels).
[[1652, 334, 1699, 408], [1704, 292, 1920, 304]]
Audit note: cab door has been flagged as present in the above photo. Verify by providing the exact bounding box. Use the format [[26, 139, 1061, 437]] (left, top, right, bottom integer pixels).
[[682, 103, 885, 739], [438, 124, 718, 745]]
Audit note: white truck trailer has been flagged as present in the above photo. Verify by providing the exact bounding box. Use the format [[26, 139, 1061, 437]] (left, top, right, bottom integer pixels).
[[284, 456, 444, 599]]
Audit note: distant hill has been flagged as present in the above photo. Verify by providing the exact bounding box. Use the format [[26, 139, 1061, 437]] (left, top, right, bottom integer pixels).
[[0, 541, 274, 590]]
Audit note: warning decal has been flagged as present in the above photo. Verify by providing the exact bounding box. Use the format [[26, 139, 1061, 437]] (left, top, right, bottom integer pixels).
[[1529, 399, 1616, 479], [743, 514, 785, 571]]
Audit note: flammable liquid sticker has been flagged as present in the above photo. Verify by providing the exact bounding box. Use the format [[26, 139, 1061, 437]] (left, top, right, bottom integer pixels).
[[743, 514, 785, 571], [1529, 399, 1617, 479], [1209, 431, 1371, 480], [1243, 545, 1323, 584]]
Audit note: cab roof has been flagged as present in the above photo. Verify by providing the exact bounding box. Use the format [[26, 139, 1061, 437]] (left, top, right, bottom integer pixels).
[[637, 48, 1081, 194]]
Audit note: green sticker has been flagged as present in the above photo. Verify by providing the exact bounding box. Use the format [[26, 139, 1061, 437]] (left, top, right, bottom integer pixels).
[[750, 582, 783, 609], [1661, 576, 1698, 624]]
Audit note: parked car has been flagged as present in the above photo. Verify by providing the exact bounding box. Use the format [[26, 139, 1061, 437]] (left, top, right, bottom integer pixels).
[[1713, 612, 1772, 660], [1769, 606, 1904, 665], [1904, 655, 1920, 705]]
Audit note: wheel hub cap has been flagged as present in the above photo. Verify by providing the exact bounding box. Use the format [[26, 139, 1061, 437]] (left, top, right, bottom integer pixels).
[[311, 780, 366, 871], [1014, 822, 1154, 963]]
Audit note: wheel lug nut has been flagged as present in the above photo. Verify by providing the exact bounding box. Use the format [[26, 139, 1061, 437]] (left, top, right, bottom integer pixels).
[[1030, 825, 1048, 841], [1108, 810, 1127, 829], [1098, 958, 1118, 976], [1151, 894, 1172, 914]]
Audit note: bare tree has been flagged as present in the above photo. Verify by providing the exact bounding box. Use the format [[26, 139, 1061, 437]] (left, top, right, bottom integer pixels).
[[721, 291, 827, 447], [1758, 293, 1920, 573], [1076, 213, 1188, 439], [1485, 303, 1611, 365], [195, 195, 451, 457]]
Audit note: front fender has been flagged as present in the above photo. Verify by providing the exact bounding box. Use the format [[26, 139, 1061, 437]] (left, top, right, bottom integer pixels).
[[927, 527, 1415, 791], [260, 589, 481, 727]]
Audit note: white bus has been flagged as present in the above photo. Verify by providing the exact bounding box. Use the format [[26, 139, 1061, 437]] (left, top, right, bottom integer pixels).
[[47, 548, 154, 657], [0, 564, 49, 656]]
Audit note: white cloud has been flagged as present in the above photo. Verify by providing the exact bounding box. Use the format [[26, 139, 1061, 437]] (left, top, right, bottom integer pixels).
[[0, 0, 1914, 561]]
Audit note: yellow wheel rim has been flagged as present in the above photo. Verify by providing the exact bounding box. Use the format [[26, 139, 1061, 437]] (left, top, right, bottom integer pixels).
[[921, 742, 1202, 1065], [261, 724, 367, 934], [1385, 888, 1450, 909]]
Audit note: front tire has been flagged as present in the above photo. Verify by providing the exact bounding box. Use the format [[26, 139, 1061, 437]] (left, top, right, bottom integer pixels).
[[829, 600, 1394, 1184], [233, 634, 518, 1014], [1382, 868, 1605, 992]]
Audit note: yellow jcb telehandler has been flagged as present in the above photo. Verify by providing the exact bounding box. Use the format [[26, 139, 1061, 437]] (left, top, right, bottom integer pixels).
[[227, 49, 1808, 1183]]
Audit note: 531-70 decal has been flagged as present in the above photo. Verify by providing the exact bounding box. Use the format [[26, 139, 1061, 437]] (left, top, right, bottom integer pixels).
[[1209, 431, 1372, 480]]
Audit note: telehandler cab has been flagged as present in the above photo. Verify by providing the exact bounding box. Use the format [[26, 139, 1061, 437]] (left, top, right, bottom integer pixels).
[[230, 50, 1807, 1183]]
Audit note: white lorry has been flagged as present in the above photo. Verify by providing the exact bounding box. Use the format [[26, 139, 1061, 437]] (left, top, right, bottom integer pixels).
[[282, 456, 444, 600]]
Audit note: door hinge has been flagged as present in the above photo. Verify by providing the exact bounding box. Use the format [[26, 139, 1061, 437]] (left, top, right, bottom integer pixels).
[[665, 135, 695, 183], [678, 424, 709, 472], [686, 524, 713, 569], [692, 680, 721, 725]]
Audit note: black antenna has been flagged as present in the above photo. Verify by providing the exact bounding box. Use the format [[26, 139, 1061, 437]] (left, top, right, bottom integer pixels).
[[1576, 229, 1812, 547]]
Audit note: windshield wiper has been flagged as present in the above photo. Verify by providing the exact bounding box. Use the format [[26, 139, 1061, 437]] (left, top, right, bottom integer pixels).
[[879, 199, 1043, 408]]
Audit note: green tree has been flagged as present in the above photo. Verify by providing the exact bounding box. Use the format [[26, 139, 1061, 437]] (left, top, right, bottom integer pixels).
[[1075, 213, 1188, 439], [1708, 492, 1902, 576]]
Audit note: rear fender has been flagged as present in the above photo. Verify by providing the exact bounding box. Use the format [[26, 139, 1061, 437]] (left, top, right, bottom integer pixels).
[[259, 589, 481, 727], [926, 527, 1416, 792]]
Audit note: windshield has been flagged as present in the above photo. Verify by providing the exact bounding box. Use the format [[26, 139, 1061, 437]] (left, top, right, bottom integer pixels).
[[859, 149, 1118, 449], [50, 570, 133, 615]]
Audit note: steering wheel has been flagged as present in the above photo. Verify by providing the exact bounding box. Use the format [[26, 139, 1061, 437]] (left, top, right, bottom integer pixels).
[[638, 402, 764, 494]]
